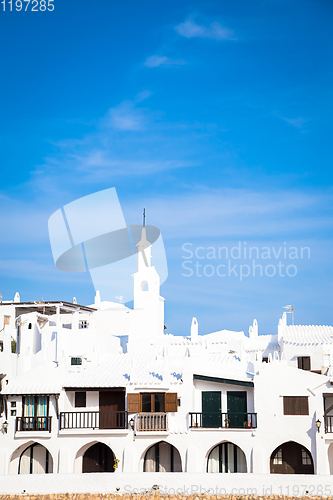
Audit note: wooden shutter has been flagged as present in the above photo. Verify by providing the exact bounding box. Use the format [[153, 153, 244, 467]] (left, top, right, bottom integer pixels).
[[284, 396, 308, 415], [127, 393, 140, 413], [165, 392, 178, 412]]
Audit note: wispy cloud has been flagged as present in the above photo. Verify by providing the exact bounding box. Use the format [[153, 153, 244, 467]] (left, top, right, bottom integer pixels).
[[279, 116, 309, 129], [175, 19, 236, 41], [123, 188, 333, 240], [144, 55, 186, 68]]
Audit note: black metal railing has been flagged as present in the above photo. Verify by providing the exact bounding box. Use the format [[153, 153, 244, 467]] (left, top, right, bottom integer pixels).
[[16, 416, 52, 432], [324, 415, 333, 433], [189, 412, 257, 429], [59, 411, 128, 430]]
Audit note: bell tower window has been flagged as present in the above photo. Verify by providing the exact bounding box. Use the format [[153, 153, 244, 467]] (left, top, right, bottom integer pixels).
[[141, 281, 148, 291]]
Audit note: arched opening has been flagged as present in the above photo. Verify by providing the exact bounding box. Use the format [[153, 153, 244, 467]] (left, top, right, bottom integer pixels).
[[143, 441, 182, 472], [141, 281, 148, 291], [328, 443, 333, 474], [18, 443, 53, 474], [207, 442, 247, 473], [82, 442, 115, 473], [270, 441, 314, 474]]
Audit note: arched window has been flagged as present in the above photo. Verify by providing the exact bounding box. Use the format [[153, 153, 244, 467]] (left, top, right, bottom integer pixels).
[[144, 442, 182, 472], [141, 281, 148, 291], [207, 442, 247, 473], [270, 441, 314, 474], [19, 443, 53, 474]]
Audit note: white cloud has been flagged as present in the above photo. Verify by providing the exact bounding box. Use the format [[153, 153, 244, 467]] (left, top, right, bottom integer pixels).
[[280, 116, 309, 129], [175, 19, 236, 41], [144, 55, 186, 68], [122, 188, 333, 240], [104, 101, 147, 131]]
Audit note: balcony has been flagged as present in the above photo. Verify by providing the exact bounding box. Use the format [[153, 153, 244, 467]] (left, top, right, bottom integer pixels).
[[189, 412, 257, 429], [324, 415, 333, 433], [136, 412, 168, 432], [59, 411, 128, 430], [16, 416, 52, 432]]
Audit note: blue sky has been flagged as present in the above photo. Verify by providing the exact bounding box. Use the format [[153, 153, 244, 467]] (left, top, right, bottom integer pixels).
[[0, 0, 333, 336]]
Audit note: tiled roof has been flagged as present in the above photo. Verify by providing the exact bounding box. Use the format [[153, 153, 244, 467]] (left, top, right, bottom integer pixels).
[[245, 334, 279, 353], [282, 325, 333, 345], [2, 362, 63, 395]]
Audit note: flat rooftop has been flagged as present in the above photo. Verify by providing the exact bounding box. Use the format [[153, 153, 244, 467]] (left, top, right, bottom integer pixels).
[[0, 301, 96, 315]]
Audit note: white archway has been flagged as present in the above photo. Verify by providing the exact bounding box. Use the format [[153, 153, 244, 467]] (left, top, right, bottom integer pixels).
[[328, 442, 333, 474], [10, 441, 53, 474], [142, 441, 182, 472], [206, 441, 247, 473]]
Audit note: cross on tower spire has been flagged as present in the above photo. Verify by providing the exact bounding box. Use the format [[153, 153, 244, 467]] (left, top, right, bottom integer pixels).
[[143, 208, 146, 227]]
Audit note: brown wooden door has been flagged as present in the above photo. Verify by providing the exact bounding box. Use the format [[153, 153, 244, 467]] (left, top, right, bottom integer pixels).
[[99, 391, 125, 429]]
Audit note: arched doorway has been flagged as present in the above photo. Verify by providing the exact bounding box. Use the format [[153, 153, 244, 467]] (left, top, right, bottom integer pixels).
[[207, 442, 247, 473], [19, 443, 53, 474], [82, 442, 115, 473], [270, 441, 314, 474], [144, 442, 182, 472], [328, 443, 333, 474]]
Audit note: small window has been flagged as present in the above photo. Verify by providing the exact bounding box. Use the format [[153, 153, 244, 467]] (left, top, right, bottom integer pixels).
[[4, 316, 10, 326], [262, 357, 268, 363], [177, 398, 181, 407], [11, 410, 16, 416], [283, 396, 309, 415], [297, 356, 311, 371], [11, 401, 16, 408], [75, 392, 86, 408], [28, 323, 32, 330], [141, 281, 148, 292], [302, 449, 312, 465], [273, 449, 282, 464], [0, 341, 3, 352], [79, 320, 88, 329], [71, 357, 82, 366], [140, 393, 165, 412]]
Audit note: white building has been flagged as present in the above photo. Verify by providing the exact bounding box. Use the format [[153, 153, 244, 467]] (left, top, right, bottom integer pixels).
[[0, 226, 333, 477]]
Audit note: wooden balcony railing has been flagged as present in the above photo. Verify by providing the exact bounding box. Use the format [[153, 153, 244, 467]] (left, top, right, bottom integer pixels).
[[16, 416, 52, 432], [136, 412, 168, 431], [324, 415, 333, 433], [189, 412, 257, 429], [59, 411, 128, 430]]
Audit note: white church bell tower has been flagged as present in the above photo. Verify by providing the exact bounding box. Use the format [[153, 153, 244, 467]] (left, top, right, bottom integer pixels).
[[129, 210, 165, 350]]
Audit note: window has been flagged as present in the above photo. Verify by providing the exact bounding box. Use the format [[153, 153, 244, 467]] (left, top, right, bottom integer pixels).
[[297, 356, 311, 371], [71, 357, 82, 366], [273, 449, 282, 465], [22, 395, 49, 430], [75, 392, 86, 408], [283, 396, 309, 415], [262, 357, 268, 363], [11, 410, 16, 416], [126, 392, 178, 413], [11, 401, 16, 407], [28, 323, 32, 330], [3, 316, 10, 326], [302, 449, 312, 465], [79, 320, 88, 329], [141, 393, 165, 412], [0, 341, 3, 352]]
